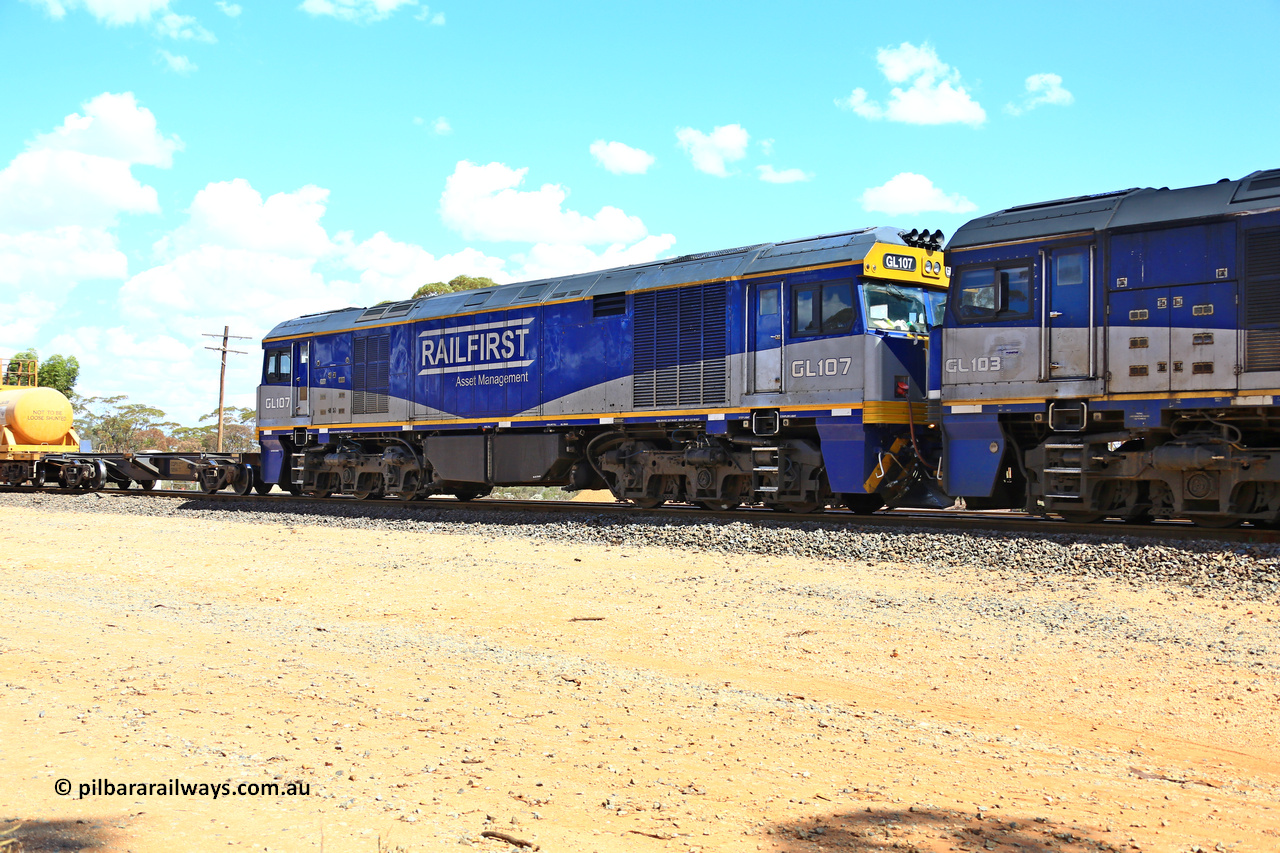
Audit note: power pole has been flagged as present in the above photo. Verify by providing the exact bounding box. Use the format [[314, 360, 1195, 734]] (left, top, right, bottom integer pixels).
[[203, 326, 250, 452]]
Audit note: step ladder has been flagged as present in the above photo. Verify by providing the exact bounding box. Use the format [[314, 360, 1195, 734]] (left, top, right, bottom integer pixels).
[[1043, 442, 1086, 499], [752, 446, 780, 496]]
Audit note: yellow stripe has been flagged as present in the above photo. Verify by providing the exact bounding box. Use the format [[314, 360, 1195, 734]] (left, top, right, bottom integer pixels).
[[862, 401, 928, 424], [256, 402, 870, 434], [946, 388, 1279, 408], [952, 230, 1093, 252]]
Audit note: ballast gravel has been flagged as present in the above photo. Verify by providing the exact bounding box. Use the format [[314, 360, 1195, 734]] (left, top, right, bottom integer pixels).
[[3, 490, 1277, 601]]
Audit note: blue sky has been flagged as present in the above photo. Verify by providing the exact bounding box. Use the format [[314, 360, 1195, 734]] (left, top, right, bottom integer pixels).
[[3, 0, 1279, 422]]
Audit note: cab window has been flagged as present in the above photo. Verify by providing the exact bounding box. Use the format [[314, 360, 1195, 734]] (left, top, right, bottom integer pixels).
[[264, 347, 292, 384], [862, 281, 933, 333], [792, 281, 854, 337], [953, 264, 1032, 322]]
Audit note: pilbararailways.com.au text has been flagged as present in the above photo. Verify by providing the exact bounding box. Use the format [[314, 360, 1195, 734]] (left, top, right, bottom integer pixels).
[[55, 778, 310, 799]]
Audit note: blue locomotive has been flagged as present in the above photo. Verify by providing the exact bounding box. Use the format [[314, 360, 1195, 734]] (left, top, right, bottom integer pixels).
[[932, 169, 1280, 528], [257, 227, 950, 512]]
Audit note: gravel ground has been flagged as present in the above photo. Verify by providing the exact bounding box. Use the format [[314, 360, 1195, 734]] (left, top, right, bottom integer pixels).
[[2, 492, 1279, 852], [3, 491, 1278, 602]]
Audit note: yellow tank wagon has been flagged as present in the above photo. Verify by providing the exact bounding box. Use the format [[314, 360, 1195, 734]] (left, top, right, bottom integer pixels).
[[1, 355, 79, 485]]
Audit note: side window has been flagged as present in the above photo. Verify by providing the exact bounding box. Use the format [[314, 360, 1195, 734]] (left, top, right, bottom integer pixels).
[[821, 283, 854, 333], [953, 264, 1033, 323], [792, 281, 854, 337], [1055, 251, 1086, 286], [264, 347, 291, 384]]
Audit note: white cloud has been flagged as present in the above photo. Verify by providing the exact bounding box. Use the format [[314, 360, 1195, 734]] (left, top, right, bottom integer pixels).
[[837, 42, 986, 127], [158, 49, 197, 74], [511, 235, 677, 281], [0, 92, 180, 232], [590, 140, 655, 175], [0, 92, 175, 350], [1005, 73, 1074, 115], [23, 0, 173, 25], [161, 180, 337, 259], [215, 1, 241, 16], [860, 172, 977, 216], [413, 5, 444, 23], [757, 165, 812, 184], [155, 12, 215, 41], [440, 160, 653, 245], [759, 138, 775, 156], [299, 0, 419, 23], [432, 116, 452, 135], [31, 91, 182, 168], [675, 124, 749, 177]]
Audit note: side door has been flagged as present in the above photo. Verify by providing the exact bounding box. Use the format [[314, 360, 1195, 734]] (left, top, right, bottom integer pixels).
[[750, 282, 782, 393], [1170, 282, 1238, 392], [293, 340, 310, 418], [1044, 245, 1094, 379]]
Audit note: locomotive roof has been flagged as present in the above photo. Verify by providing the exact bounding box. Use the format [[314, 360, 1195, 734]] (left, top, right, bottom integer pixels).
[[264, 225, 908, 340], [947, 168, 1280, 250]]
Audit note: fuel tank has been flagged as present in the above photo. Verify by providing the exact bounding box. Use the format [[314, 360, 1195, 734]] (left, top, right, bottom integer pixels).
[[0, 386, 75, 446]]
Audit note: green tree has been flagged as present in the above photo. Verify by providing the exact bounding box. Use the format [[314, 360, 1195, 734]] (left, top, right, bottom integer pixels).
[[37, 353, 79, 397], [412, 274, 498, 299], [198, 406, 258, 453], [75, 396, 177, 453]]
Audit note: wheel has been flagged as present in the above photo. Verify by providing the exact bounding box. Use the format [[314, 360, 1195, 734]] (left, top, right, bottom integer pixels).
[[304, 489, 332, 499], [30, 467, 46, 487], [284, 483, 302, 496], [232, 465, 255, 496], [111, 478, 132, 490], [85, 460, 108, 491], [254, 481, 272, 495], [844, 494, 886, 515], [453, 487, 491, 502], [693, 500, 740, 511], [631, 497, 666, 509], [135, 479, 156, 491], [354, 485, 384, 501]]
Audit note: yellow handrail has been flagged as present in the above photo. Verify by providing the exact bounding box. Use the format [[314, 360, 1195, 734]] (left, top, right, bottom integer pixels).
[[0, 356, 38, 389]]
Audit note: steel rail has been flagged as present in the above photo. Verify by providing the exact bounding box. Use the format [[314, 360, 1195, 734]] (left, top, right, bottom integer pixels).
[[4, 484, 1278, 545]]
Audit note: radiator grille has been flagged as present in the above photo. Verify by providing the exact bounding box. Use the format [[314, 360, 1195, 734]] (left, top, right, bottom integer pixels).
[[633, 283, 728, 408], [1246, 328, 1280, 372], [1245, 227, 1280, 326], [353, 334, 390, 414]]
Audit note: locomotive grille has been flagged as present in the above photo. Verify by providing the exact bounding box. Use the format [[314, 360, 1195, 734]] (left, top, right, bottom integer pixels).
[[1246, 329, 1280, 372], [633, 282, 728, 408], [1245, 227, 1280, 326], [353, 333, 390, 415]]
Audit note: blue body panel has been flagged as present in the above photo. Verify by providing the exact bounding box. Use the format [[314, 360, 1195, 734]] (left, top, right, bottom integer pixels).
[[942, 414, 1005, 497]]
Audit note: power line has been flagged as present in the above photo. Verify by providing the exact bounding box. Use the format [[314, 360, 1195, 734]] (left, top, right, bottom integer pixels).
[[203, 326, 250, 453]]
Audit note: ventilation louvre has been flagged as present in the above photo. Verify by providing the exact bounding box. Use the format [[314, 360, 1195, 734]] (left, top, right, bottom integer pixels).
[[633, 283, 728, 408], [1246, 329, 1280, 372], [1245, 227, 1280, 326], [353, 334, 390, 414]]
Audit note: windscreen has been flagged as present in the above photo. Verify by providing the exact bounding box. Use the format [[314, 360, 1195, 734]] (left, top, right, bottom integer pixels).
[[860, 280, 939, 333]]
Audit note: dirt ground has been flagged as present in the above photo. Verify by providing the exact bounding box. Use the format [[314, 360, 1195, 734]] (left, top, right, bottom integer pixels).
[[1, 499, 1279, 853]]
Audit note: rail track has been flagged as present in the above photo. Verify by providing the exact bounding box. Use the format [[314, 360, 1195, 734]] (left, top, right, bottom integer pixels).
[[5, 483, 1279, 545]]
